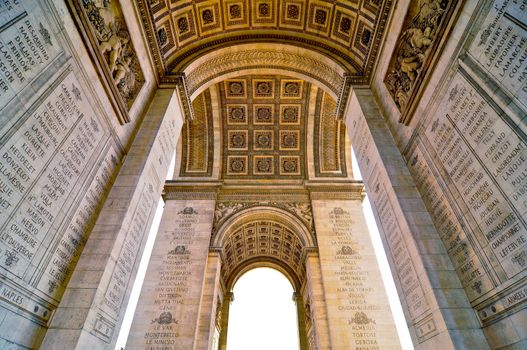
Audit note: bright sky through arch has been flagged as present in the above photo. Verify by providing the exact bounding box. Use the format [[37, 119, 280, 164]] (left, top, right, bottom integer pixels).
[[227, 268, 300, 350]]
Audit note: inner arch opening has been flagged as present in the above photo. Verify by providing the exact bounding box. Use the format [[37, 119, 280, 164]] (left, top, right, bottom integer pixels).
[[227, 267, 300, 350]]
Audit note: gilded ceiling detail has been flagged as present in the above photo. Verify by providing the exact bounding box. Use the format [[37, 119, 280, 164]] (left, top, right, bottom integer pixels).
[[137, 0, 392, 83], [220, 75, 309, 179]]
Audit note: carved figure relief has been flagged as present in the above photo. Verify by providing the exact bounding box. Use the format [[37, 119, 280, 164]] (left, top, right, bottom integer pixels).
[[215, 298, 223, 330], [384, 0, 458, 124], [72, 0, 145, 123]]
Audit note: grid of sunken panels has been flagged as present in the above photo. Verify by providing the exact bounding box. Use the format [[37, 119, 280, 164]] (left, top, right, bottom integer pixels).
[[220, 75, 310, 179], [147, 0, 383, 73], [222, 221, 304, 279]]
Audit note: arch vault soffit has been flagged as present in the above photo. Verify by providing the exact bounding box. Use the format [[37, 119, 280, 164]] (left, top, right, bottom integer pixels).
[[137, 0, 393, 85], [176, 76, 350, 181], [212, 206, 315, 290]]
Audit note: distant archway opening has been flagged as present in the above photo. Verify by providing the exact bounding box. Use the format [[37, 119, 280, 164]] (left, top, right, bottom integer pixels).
[[226, 267, 300, 350]]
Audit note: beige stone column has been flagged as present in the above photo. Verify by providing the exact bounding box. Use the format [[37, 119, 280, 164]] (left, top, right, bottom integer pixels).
[[294, 292, 309, 350], [126, 184, 218, 349], [345, 88, 489, 348], [310, 184, 401, 350], [218, 292, 233, 350], [194, 250, 222, 350], [39, 89, 183, 349], [304, 250, 331, 349]]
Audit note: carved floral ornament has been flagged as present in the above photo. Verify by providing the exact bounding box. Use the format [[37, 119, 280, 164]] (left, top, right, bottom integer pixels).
[[184, 46, 345, 98], [384, 0, 459, 124], [212, 202, 315, 236]]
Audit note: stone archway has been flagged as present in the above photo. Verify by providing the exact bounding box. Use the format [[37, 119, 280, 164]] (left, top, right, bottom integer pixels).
[[212, 208, 315, 350], [127, 180, 400, 350]]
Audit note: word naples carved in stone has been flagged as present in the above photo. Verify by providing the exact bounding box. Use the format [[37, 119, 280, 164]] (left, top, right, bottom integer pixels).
[[384, 0, 459, 124], [70, 0, 145, 123]]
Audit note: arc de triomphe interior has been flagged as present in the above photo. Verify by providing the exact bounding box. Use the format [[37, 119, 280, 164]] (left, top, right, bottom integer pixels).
[[0, 0, 525, 349]]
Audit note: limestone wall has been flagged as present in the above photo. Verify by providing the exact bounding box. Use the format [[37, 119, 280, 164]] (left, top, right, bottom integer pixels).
[[127, 196, 216, 349], [0, 0, 155, 347], [364, 0, 527, 347], [311, 197, 401, 349]]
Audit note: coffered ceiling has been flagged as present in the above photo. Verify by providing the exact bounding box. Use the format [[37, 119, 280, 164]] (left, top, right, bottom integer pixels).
[[177, 75, 349, 181], [137, 0, 392, 84]]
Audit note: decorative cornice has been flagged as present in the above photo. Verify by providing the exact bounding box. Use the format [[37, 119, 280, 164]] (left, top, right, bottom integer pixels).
[[163, 181, 221, 200], [307, 181, 365, 201], [161, 73, 194, 121], [335, 74, 353, 120]]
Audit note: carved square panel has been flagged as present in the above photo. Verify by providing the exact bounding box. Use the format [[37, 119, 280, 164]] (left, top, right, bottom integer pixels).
[[226, 104, 248, 124], [227, 156, 248, 175], [280, 156, 301, 175], [197, 2, 222, 34], [331, 8, 356, 46], [253, 130, 274, 150], [280, 79, 303, 99], [280, 0, 306, 28], [252, 0, 277, 26], [253, 104, 274, 124], [280, 104, 301, 124], [353, 20, 373, 57], [253, 156, 274, 175], [362, 0, 381, 16], [173, 8, 198, 46], [225, 79, 247, 98], [228, 130, 248, 150], [224, 0, 248, 28], [307, 2, 333, 35], [149, 0, 168, 14], [156, 21, 176, 54], [279, 130, 300, 150], [252, 79, 275, 99]]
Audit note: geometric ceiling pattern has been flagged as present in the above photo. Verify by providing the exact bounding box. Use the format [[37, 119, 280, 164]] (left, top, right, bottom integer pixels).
[[220, 75, 309, 179], [177, 74, 348, 180], [137, 0, 392, 83], [221, 220, 306, 286]]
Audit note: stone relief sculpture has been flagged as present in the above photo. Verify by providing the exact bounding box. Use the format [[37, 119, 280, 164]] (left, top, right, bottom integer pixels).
[[348, 311, 376, 325], [215, 299, 222, 331], [384, 0, 456, 123], [212, 201, 315, 236], [70, 0, 145, 123]]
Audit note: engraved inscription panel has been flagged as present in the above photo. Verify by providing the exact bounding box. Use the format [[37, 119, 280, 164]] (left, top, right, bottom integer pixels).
[[129, 200, 215, 349], [468, 0, 527, 110], [0, 0, 62, 114], [0, 72, 108, 289], [314, 201, 401, 348], [424, 71, 527, 279]]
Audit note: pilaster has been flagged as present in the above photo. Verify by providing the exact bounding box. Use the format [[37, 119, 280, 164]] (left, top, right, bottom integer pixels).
[[126, 184, 218, 349], [345, 88, 489, 348], [310, 185, 401, 349], [40, 89, 183, 349]]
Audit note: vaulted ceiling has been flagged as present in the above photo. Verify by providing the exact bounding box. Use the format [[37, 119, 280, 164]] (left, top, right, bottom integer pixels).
[[177, 75, 349, 181], [137, 0, 392, 84]]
